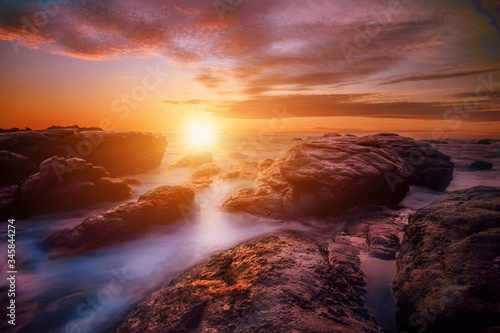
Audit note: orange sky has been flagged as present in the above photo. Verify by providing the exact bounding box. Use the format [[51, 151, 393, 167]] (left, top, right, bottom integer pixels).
[[0, 0, 499, 138]]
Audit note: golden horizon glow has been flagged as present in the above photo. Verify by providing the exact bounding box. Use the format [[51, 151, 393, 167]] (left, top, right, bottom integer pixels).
[[186, 121, 215, 148]]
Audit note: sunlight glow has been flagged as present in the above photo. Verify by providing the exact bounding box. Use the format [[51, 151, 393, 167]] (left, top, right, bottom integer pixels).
[[187, 122, 214, 147]]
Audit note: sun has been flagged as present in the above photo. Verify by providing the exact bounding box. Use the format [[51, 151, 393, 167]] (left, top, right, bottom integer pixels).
[[187, 122, 215, 147]]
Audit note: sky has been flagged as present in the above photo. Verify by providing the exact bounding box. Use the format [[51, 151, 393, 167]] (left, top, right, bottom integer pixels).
[[0, 0, 499, 138]]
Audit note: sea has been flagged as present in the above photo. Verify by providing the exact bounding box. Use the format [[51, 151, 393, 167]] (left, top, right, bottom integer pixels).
[[1, 134, 499, 333]]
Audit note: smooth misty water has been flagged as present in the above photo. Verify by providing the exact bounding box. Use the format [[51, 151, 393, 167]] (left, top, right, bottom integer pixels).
[[1, 136, 499, 333]]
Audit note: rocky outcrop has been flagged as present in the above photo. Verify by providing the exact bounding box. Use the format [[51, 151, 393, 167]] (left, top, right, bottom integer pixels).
[[0, 129, 167, 176], [11, 157, 131, 217], [223, 134, 453, 219], [0, 150, 37, 185], [468, 160, 493, 171], [170, 151, 213, 168], [334, 213, 407, 260], [115, 235, 382, 333], [44, 185, 199, 256], [393, 186, 500, 333], [475, 139, 491, 145]]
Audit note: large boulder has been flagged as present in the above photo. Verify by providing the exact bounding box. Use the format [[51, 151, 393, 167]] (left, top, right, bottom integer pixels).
[[0, 129, 167, 176], [392, 186, 500, 333], [44, 185, 200, 256], [115, 235, 382, 333], [11, 157, 131, 217], [192, 162, 221, 179], [223, 134, 453, 219], [0, 150, 37, 185]]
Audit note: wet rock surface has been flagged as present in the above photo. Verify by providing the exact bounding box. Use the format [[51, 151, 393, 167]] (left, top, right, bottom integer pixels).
[[11, 157, 131, 218], [115, 234, 382, 333], [44, 185, 200, 256], [223, 134, 453, 219], [0, 129, 167, 176], [0, 150, 37, 185], [393, 186, 500, 333]]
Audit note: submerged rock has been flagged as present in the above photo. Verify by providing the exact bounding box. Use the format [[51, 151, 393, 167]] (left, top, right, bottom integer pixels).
[[192, 162, 221, 179], [44, 185, 200, 256], [0, 150, 37, 185], [475, 139, 491, 145], [115, 235, 382, 333], [468, 160, 493, 171], [0, 129, 167, 176], [12, 157, 131, 217], [170, 151, 213, 168], [393, 186, 500, 333], [223, 134, 453, 219], [323, 132, 341, 137]]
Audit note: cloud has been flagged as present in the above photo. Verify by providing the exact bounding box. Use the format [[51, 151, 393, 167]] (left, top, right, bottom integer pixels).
[[380, 66, 500, 85], [213, 93, 500, 121], [162, 99, 204, 105]]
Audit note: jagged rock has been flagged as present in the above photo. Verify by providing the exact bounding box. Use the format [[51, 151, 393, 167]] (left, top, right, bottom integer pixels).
[[258, 158, 274, 171], [170, 151, 213, 168], [0, 129, 167, 176], [11, 157, 131, 217], [44, 185, 199, 256], [393, 186, 500, 333], [334, 213, 406, 260], [192, 163, 221, 179], [115, 235, 382, 333], [468, 160, 493, 171], [0, 150, 37, 185]]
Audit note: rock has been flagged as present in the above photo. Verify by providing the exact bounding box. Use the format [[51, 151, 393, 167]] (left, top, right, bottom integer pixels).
[[0, 185, 18, 218], [476, 139, 491, 145], [0, 129, 167, 176], [0, 150, 37, 185], [115, 235, 382, 333], [170, 151, 213, 168], [11, 157, 131, 217], [392, 186, 500, 333], [334, 213, 406, 260], [258, 158, 274, 171], [468, 160, 493, 171], [345, 134, 357, 137], [223, 134, 454, 219], [222, 162, 260, 179], [292, 137, 303, 141], [124, 178, 142, 185], [188, 177, 214, 191], [44, 185, 200, 255], [323, 132, 341, 137], [192, 163, 221, 179]]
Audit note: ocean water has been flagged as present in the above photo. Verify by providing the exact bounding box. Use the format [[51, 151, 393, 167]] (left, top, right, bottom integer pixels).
[[1, 135, 499, 333]]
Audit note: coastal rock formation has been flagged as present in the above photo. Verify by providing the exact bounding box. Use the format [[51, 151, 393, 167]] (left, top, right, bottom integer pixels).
[[115, 235, 382, 333], [44, 185, 200, 255], [170, 151, 213, 168], [475, 139, 491, 145], [0, 150, 37, 185], [258, 158, 274, 171], [0, 129, 167, 176], [12, 157, 131, 217], [192, 163, 222, 179], [333, 213, 407, 260], [323, 132, 341, 137], [223, 134, 453, 219], [392, 186, 500, 333], [468, 160, 493, 171]]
